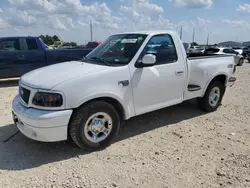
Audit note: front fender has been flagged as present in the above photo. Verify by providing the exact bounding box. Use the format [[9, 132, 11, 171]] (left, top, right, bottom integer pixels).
[[74, 91, 134, 120]]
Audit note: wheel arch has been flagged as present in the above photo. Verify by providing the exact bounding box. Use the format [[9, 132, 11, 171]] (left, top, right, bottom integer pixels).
[[73, 93, 132, 121], [202, 74, 227, 97]]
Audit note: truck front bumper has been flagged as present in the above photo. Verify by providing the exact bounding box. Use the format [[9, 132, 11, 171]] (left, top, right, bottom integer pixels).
[[12, 95, 73, 142]]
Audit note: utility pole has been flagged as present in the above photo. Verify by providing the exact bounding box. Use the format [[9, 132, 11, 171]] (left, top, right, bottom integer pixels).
[[90, 20, 93, 42], [180, 25, 183, 40], [192, 28, 195, 43], [206, 33, 209, 46]]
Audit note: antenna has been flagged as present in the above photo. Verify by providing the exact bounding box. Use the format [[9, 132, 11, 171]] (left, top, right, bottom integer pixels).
[[206, 33, 209, 46], [192, 28, 195, 43], [90, 20, 93, 42]]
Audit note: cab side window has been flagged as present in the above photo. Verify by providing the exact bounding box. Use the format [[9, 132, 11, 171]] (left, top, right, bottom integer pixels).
[[26, 39, 39, 51], [0, 39, 20, 51], [140, 35, 178, 65]]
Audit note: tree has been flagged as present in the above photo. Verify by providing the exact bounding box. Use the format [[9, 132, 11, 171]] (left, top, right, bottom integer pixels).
[[39, 34, 77, 47], [39, 35, 61, 45], [63, 42, 77, 46], [39, 35, 46, 43], [70, 42, 77, 46], [52, 35, 60, 42], [62, 42, 71, 46], [46, 35, 54, 45]]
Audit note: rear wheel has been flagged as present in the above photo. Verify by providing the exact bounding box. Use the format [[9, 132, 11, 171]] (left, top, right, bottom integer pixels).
[[197, 81, 225, 112], [238, 58, 244, 66], [69, 100, 120, 150]]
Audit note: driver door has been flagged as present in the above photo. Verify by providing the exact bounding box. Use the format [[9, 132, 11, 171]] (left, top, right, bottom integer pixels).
[[0, 38, 24, 79], [130, 34, 186, 115]]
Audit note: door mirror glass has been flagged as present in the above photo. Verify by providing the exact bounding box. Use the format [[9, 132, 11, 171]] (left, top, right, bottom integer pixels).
[[142, 54, 156, 65]]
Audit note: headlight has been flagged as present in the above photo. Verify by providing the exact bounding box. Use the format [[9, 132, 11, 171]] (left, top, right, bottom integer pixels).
[[32, 92, 63, 107]]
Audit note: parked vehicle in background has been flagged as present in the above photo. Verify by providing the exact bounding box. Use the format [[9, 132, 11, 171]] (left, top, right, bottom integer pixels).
[[233, 46, 250, 61], [49, 41, 64, 48], [0, 37, 93, 79], [12, 30, 236, 150], [245, 53, 250, 63], [204, 47, 244, 66], [56, 45, 74, 49], [232, 47, 243, 55], [242, 47, 250, 59], [86, 41, 101, 48], [44, 44, 55, 49], [188, 45, 205, 54]]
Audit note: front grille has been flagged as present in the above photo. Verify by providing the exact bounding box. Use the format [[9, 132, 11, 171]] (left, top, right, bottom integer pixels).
[[19, 86, 31, 104]]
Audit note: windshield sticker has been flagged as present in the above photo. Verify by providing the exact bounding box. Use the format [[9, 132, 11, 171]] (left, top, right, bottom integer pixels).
[[121, 39, 138, 43]]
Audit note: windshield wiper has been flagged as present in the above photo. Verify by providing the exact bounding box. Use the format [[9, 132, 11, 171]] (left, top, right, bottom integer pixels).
[[89, 57, 112, 66], [82, 56, 90, 61]]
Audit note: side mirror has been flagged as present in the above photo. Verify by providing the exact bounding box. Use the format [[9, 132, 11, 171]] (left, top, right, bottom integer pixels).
[[142, 54, 156, 65], [135, 54, 156, 68]]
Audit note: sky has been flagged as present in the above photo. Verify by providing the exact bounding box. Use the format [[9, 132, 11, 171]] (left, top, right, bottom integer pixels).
[[0, 0, 250, 44]]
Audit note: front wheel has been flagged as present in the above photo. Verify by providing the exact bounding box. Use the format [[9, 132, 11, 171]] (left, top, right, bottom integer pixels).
[[69, 101, 120, 150], [197, 81, 225, 112]]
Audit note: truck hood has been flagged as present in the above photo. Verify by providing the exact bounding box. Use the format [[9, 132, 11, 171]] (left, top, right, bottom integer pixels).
[[20, 61, 108, 90]]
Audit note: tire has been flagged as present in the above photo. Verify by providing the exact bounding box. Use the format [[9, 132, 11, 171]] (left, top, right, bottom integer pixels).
[[238, 58, 244, 66], [69, 100, 120, 150], [197, 81, 225, 112]]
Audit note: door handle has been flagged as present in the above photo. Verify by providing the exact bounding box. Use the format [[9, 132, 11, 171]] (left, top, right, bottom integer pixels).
[[17, 54, 25, 60], [175, 71, 184, 76]]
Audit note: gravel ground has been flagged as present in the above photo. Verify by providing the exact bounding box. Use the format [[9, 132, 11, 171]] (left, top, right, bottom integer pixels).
[[0, 63, 249, 188]]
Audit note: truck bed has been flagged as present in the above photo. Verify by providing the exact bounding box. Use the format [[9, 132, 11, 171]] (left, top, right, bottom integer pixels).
[[187, 53, 233, 59], [184, 54, 235, 101]]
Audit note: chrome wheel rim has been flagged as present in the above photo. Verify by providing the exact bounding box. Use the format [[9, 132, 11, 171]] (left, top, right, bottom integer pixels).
[[209, 87, 220, 107], [84, 112, 113, 143]]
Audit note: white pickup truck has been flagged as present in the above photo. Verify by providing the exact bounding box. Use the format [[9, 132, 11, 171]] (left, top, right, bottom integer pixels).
[[12, 30, 236, 150]]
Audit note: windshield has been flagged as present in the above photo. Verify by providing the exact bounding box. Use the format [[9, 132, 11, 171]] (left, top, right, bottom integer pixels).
[[86, 34, 147, 65]]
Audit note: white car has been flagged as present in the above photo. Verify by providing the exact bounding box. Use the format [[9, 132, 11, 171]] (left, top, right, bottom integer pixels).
[[204, 47, 244, 66], [188, 45, 205, 54], [232, 47, 243, 55], [12, 30, 236, 150]]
